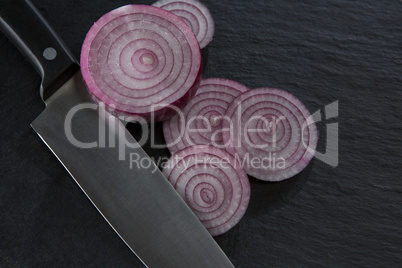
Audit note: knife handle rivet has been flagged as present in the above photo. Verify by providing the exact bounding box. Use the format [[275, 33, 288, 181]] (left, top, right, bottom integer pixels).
[[43, 47, 57, 60]]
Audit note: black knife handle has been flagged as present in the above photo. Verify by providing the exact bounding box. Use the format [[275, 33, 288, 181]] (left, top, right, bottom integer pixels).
[[0, 0, 79, 102]]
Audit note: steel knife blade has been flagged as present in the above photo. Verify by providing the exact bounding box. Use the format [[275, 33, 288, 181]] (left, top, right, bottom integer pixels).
[[0, 1, 234, 267]]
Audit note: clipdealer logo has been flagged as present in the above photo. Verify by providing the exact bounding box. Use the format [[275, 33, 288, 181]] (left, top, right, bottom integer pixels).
[[63, 101, 339, 168], [310, 101, 339, 167]]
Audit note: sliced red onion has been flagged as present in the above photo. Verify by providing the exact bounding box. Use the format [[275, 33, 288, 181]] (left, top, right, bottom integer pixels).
[[222, 88, 318, 182], [152, 0, 215, 49], [163, 145, 250, 236], [81, 5, 202, 122], [163, 78, 249, 153]]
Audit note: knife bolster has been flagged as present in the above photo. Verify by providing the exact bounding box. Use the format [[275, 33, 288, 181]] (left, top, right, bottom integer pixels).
[[0, 0, 79, 102]]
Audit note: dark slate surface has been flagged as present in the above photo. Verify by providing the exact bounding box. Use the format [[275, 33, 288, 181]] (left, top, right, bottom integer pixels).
[[1, 0, 401, 267]]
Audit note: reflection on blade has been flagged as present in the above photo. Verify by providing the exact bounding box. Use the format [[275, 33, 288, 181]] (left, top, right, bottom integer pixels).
[[31, 72, 234, 268]]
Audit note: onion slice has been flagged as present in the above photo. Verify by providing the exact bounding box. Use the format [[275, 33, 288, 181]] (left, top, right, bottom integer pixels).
[[163, 78, 249, 153], [163, 145, 250, 236], [81, 5, 202, 122], [152, 0, 215, 49], [222, 88, 318, 182]]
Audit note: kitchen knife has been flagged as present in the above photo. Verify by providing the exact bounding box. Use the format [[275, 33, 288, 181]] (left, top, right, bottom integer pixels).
[[0, 1, 234, 267]]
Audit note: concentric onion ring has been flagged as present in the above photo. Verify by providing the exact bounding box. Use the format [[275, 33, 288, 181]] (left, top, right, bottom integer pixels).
[[163, 145, 250, 236], [152, 0, 215, 49], [163, 78, 249, 153], [222, 88, 318, 182], [81, 5, 202, 122]]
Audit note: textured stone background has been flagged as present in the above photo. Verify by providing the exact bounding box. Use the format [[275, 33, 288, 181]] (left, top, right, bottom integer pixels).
[[0, 0, 401, 267]]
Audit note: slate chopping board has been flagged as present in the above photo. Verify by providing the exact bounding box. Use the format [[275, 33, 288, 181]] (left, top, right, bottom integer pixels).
[[1, 0, 401, 267]]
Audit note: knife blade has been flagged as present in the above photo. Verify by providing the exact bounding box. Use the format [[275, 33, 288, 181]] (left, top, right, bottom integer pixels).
[[0, 1, 234, 267]]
